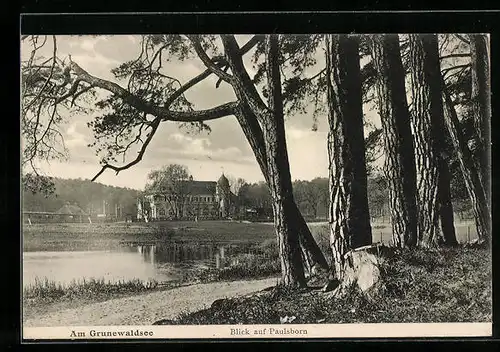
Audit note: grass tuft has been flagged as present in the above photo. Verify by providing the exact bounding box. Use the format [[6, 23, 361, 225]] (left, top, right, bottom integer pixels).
[[24, 277, 159, 301]]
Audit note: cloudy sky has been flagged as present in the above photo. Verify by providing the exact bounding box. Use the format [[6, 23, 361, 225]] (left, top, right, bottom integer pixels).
[[22, 35, 380, 190]]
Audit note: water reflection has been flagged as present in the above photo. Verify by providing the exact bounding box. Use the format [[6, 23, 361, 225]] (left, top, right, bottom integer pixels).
[[23, 242, 255, 288], [129, 242, 242, 270]]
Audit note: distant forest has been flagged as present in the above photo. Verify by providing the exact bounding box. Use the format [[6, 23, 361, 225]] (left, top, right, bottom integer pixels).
[[22, 174, 473, 221], [22, 178, 140, 216]]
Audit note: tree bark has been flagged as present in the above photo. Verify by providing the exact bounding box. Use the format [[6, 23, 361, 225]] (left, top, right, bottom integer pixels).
[[262, 34, 306, 286], [409, 34, 456, 247], [221, 36, 329, 277], [370, 34, 418, 248], [325, 34, 372, 280], [442, 84, 491, 243], [234, 104, 329, 275], [470, 34, 491, 206]]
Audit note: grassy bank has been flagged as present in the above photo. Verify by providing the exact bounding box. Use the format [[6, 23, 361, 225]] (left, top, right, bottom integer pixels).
[[24, 277, 165, 301], [23, 220, 476, 252], [162, 246, 491, 324], [23, 220, 277, 252], [24, 221, 487, 324]]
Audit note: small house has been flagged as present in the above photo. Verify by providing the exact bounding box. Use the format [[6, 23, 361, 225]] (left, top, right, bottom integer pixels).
[[56, 203, 89, 223]]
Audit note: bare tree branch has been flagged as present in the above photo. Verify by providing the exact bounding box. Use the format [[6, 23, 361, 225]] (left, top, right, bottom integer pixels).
[[214, 35, 265, 88], [188, 35, 233, 82], [23, 36, 58, 113], [69, 60, 238, 122], [91, 118, 162, 181], [443, 66, 470, 85], [440, 53, 470, 60], [441, 63, 470, 77], [454, 34, 471, 45]]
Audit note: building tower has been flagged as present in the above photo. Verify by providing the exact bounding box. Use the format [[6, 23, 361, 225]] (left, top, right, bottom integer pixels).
[[216, 173, 231, 218]]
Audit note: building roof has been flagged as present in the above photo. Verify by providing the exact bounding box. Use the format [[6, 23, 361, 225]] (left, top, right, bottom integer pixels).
[[217, 173, 230, 189], [149, 180, 217, 196], [56, 203, 88, 215], [185, 181, 217, 195]]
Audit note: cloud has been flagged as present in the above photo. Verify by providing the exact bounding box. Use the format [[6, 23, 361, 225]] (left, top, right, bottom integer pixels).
[[155, 132, 254, 165], [64, 122, 88, 148], [80, 37, 101, 51], [69, 52, 120, 81]]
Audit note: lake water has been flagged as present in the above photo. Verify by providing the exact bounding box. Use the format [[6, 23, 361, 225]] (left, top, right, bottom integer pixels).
[[23, 242, 249, 288]]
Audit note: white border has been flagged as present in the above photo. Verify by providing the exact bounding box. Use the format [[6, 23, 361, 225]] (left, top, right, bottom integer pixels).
[[23, 323, 492, 340]]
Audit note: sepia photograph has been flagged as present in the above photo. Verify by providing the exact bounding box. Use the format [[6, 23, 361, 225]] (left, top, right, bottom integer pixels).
[[20, 32, 492, 339]]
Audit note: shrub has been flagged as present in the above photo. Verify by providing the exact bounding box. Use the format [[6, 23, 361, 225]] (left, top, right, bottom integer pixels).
[[257, 238, 278, 259]]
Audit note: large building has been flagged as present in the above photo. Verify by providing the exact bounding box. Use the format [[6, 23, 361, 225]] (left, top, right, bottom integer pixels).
[[137, 174, 237, 221]]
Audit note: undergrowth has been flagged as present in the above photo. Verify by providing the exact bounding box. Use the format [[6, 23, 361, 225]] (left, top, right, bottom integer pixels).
[[165, 246, 491, 325]]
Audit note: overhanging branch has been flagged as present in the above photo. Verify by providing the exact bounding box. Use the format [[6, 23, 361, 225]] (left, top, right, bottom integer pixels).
[[188, 36, 233, 83], [91, 118, 162, 181], [69, 60, 238, 122], [214, 35, 265, 89], [167, 35, 263, 103]]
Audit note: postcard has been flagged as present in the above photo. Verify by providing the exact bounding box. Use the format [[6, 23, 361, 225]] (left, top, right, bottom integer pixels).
[[21, 26, 492, 340]]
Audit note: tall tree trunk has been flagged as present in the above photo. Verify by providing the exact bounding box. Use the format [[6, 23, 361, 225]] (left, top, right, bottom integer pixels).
[[370, 34, 418, 247], [262, 34, 305, 286], [230, 71, 329, 275], [235, 106, 328, 275], [470, 34, 491, 207], [325, 34, 372, 280], [408, 34, 456, 247], [221, 35, 328, 283], [442, 84, 491, 243]]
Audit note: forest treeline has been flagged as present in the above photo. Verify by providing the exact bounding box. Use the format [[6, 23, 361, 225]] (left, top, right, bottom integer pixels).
[[22, 172, 474, 221], [22, 177, 139, 216]]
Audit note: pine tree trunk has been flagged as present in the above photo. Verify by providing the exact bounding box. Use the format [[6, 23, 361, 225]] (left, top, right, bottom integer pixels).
[[326, 34, 372, 280], [370, 34, 418, 248], [221, 35, 327, 283], [409, 34, 456, 247], [442, 85, 491, 243], [470, 34, 491, 206], [233, 87, 328, 278], [262, 35, 306, 286]]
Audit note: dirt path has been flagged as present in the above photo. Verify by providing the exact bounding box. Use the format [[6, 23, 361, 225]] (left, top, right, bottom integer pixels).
[[23, 278, 278, 327]]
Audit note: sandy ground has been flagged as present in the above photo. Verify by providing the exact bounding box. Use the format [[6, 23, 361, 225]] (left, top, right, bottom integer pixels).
[[23, 278, 278, 327]]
